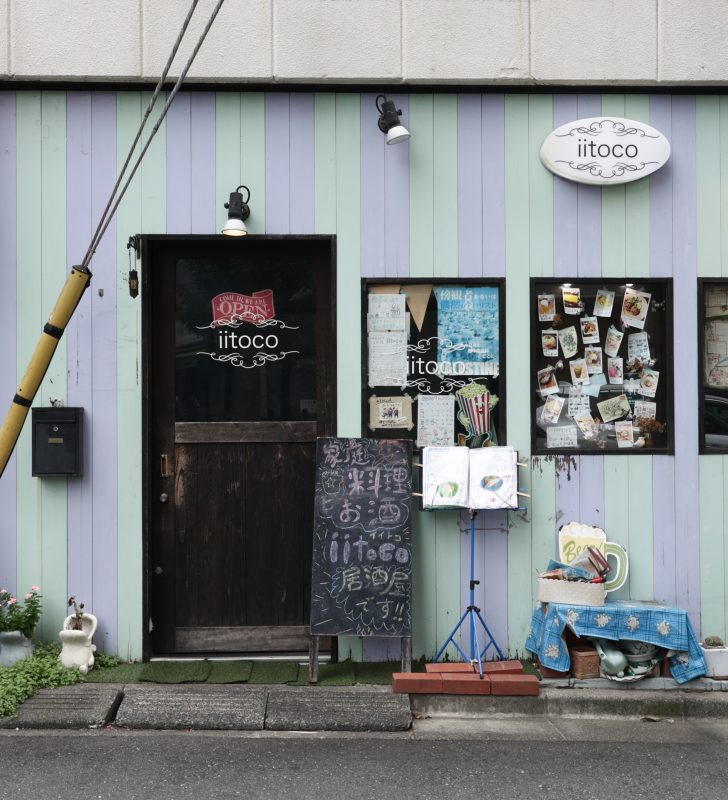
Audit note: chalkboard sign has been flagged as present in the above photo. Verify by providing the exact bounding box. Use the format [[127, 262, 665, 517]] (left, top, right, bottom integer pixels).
[[310, 437, 413, 637]]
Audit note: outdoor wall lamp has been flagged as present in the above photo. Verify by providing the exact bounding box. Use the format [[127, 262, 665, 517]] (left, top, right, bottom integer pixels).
[[222, 185, 251, 236], [376, 95, 410, 145]]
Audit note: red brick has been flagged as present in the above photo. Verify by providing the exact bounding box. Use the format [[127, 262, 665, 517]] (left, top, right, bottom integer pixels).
[[537, 663, 569, 679], [441, 673, 491, 695], [490, 674, 540, 696], [481, 659, 524, 675], [425, 662, 475, 674], [391, 673, 443, 694]]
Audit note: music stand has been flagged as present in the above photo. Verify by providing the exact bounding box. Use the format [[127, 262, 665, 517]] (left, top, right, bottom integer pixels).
[[433, 508, 505, 679]]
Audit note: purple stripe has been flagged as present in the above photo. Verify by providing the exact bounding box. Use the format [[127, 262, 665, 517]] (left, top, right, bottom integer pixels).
[[482, 95, 506, 278], [362, 636, 400, 662], [577, 456, 605, 528], [670, 97, 700, 629], [649, 96, 673, 278], [384, 94, 409, 278], [90, 92, 118, 653], [360, 94, 385, 277], [555, 458, 581, 527], [650, 95, 676, 606], [289, 94, 315, 234], [66, 92, 94, 609], [0, 92, 17, 595], [166, 92, 192, 233], [265, 93, 290, 234], [190, 93, 216, 234], [576, 95, 602, 278], [553, 95, 578, 277], [457, 94, 482, 277]]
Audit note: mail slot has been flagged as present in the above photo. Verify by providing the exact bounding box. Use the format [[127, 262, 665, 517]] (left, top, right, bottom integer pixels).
[[32, 407, 84, 477]]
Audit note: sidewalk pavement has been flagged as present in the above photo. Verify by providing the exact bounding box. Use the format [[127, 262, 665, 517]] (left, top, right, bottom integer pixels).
[[3, 678, 728, 732]]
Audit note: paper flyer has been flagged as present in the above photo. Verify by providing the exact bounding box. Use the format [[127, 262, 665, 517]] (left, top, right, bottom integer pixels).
[[580, 316, 599, 344], [594, 289, 615, 317], [541, 395, 565, 425], [585, 346, 603, 375], [367, 331, 408, 387], [562, 287, 582, 315], [615, 420, 634, 448], [604, 325, 624, 357], [637, 368, 659, 398], [542, 329, 559, 357], [558, 326, 578, 359], [704, 319, 728, 388], [627, 331, 651, 364], [538, 294, 555, 322], [468, 446, 518, 510], [597, 393, 631, 423], [620, 288, 651, 329], [422, 447, 470, 509], [546, 426, 578, 448], [607, 357, 623, 384], [570, 358, 590, 386], [434, 286, 500, 375], [416, 394, 455, 448], [567, 387, 591, 418], [634, 400, 657, 420], [368, 395, 414, 431]]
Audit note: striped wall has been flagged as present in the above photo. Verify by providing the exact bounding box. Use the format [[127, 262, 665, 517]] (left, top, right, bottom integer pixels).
[[0, 90, 726, 660]]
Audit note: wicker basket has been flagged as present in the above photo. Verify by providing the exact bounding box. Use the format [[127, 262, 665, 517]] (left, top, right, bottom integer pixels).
[[537, 577, 606, 607]]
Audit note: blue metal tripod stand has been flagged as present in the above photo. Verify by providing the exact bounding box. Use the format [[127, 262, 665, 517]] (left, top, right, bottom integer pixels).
[[433, 509, 504, 678]]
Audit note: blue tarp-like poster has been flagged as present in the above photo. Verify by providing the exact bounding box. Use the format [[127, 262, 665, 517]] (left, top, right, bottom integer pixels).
[[434, 286, 500, 375]]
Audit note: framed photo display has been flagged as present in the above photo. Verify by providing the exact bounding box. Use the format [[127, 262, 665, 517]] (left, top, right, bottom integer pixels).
[[361, 279, 506, 449], [531, 278, 673, 454], [699, 279, 728, 453]]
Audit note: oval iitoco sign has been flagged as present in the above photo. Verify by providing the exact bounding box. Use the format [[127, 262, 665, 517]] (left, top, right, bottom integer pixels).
[[540, 116, 671, 185]]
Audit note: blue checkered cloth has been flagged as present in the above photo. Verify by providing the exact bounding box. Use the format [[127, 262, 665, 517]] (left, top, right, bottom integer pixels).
[[525, 599, 707, 684]]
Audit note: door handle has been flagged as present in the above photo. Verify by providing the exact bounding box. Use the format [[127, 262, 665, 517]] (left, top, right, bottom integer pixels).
[[159, 492, 169, 503], [160, 453, 171, 478], [154, 566, 163, 576]]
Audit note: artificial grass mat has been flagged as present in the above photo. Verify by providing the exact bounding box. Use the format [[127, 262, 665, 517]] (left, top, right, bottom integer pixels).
[[139, 660, 212, 683], [247, 660, 300, 684], [207, 660, 254, 684], [84, 663, 144, 683]]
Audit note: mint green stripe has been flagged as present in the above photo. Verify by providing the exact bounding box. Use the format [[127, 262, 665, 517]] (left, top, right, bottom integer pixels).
[[700, 457, 725, 637], [16, 92, 43, 618], [696, 96, 721, 277], [39, 91, 68, 639], [505, 95, 534, 651], [116, 92, 165, 660], [241, 94, 265, 234], [215, 93, 241, 233], [409, 94, 434, 277], [528, 95, 553, 277], [721, 98, 728, 277], [433, 95, 458, 277]]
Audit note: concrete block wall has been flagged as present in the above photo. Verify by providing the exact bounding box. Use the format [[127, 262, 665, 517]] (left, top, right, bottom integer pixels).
[[1, 0, 728, 85]]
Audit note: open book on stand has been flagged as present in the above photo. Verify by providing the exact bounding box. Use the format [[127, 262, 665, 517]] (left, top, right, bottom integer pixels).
[[422, 446, 519, 510]]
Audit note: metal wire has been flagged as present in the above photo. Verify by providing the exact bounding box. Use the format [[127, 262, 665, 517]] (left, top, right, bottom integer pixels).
[[80, 0, 226, 269]]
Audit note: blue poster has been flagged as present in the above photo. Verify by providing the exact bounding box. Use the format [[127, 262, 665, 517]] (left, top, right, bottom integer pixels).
[[434, 286, 499, 375]]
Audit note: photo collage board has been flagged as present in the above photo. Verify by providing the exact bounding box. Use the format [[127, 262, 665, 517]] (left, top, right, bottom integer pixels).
[[531, 279, 673, 453], [699, 280, 728, 452], [362, 280, 505, 450]]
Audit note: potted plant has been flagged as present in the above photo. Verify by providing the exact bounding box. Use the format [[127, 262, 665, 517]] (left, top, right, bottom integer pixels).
[[701, 635, 728, 679], [0, 586, 42, 667], [58, 597, 97, 674]]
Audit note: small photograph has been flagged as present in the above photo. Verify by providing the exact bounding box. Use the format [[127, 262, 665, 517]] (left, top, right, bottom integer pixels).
[[597, 393, 631, 423], [580, 316, 600, 344], [584, 346, 603, 375], [541, 329, 559, 357], [634, 400, 656, 420], [620, 288, 651, 329], [537, 367, 559, 396], [558, 326, 579, 359], [615, 420, 634, 448], [594, 289, 615, 317], [562, 287, 582, 315], [541, 395, 565, 425], [607, 357, 623, 384], [638, 368, 660, 398], [570, 358, 591, 386], [575, 414, 599, 440], [604, 325, 624, 357], [538, 294, 556, 322]]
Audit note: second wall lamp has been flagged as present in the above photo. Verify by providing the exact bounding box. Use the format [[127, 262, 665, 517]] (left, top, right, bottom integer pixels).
[[376, 95, 410, 145], [222, 185, 251, 236]]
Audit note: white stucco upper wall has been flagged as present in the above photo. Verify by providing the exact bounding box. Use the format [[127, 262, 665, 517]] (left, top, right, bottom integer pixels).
[[2, 0, 727, 85]]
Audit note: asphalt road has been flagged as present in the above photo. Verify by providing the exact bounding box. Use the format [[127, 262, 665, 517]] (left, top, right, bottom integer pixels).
[[1, 722, 728, 800]]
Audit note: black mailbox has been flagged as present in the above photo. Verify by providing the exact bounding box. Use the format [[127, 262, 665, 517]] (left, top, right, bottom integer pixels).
[[32, 407, 84, 477]]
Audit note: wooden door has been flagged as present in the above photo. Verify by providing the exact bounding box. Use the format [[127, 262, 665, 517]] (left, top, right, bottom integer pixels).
[[144, 236, 335, 654]]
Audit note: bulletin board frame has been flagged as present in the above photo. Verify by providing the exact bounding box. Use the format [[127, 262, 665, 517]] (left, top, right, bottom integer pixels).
[[360, 278, 507, 450], [530, 277, 674, 456]]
